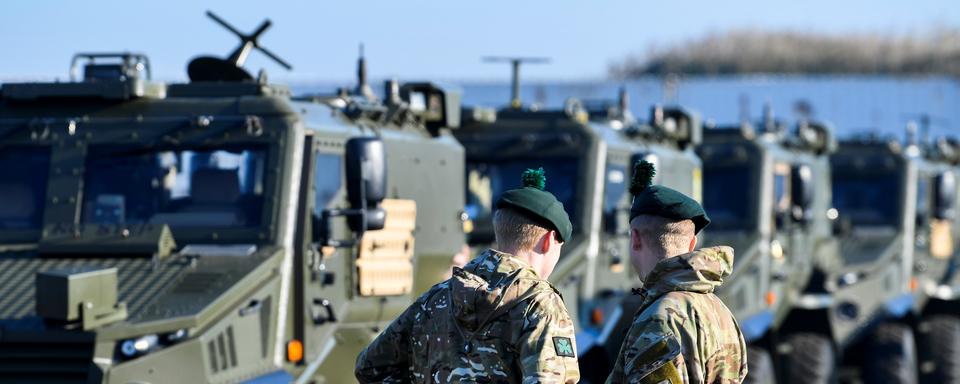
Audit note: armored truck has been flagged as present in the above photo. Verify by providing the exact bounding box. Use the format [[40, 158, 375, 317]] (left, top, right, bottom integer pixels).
[[909, 136, 960, 383], [0, 13, 465, 383], [698, 116, 835, 383], [457, 81, 702, 381], [816, 135, 936, 383], [846, 134, 960, 383]]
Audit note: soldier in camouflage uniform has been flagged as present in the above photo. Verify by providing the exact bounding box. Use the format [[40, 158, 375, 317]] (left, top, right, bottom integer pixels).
[[356, 168, 580, 383], [607, 161, 747, 384]]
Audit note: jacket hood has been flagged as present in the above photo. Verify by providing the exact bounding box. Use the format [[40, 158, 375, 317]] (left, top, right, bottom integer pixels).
[[449, 249, 553, 332], [641, 246, 735, 301]]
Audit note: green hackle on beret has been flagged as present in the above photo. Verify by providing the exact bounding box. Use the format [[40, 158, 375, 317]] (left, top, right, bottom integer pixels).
[[496, 168, 573, 242], [630, 160, 656, 195], [522, 167, 546, 190], [629, 160, 711, 234]]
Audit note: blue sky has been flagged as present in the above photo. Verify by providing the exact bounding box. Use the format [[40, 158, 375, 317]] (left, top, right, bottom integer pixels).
[[1, 0, 957, 82]]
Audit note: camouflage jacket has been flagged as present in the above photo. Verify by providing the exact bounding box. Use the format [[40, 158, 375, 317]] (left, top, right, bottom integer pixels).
[[355, 249, 580, 383], [606, 246, 747, 384]]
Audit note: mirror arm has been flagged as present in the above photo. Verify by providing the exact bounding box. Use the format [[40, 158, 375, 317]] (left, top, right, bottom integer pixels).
[[317, 207, 367, 248]]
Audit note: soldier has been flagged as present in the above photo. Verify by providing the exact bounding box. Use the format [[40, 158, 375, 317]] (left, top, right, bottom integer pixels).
[[356, 168, 580, 383], [607, 160, 747, 384]]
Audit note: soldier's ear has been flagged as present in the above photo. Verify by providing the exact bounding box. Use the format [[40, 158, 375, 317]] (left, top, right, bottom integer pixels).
[[688, 235, 697, 252], [631, 228, 642, 251], [541, 231, 553, 253]]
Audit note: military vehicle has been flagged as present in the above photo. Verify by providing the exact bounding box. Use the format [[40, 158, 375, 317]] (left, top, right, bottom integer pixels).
[[833, 130, 960, 383], [457, 59, 703, 382], [0, 12, 466, 383], [764, 128, 960, 384], [697, 111, 835, 383], [909, 134, 960, 383]]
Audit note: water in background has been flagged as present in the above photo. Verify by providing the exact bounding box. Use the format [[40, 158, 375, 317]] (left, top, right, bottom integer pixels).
[[291, 76, 960, 139]]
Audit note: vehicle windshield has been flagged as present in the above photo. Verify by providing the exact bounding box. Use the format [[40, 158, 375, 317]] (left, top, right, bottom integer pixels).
[[0, 146, 50, 230], [702, 163, 755, 230], [82, 146, 267, 228], [832, 171, 900, 227], [465, 158, 579, 244]]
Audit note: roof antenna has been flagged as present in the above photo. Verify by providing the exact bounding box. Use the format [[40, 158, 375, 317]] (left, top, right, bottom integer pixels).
[[618, 86, 630, 114], [762, 102, 775, 133], [355, 44, 376, 101], [482, 56, 549, 109], [188, 11, 293, 82]]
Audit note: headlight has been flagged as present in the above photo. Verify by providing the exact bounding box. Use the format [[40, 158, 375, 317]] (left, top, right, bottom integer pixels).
[[116, 329, 188, 361], [120, 334, 158, 358]]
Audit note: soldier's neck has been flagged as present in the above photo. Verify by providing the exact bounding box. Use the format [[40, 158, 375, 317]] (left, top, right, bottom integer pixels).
[[497, 247, 544, 277]]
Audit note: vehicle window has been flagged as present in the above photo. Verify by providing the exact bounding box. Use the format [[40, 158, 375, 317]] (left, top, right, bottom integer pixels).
[[603, 164, 628, 233], [702, 162, 755, 230], [313, 153, 342, 215], [772, 163, 791, 229], [0, 146, 50, 230], [916, 176, 930, 220], [83, 146, 267, 228], [831, 171, 900, 226], [465, 158, 579, 244]]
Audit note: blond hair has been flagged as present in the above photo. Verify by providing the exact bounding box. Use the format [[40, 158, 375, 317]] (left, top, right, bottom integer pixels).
[[630, 214, 695, 258], [493, 208, 550, 252]]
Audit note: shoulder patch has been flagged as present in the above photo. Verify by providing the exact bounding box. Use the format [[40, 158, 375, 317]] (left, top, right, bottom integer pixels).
[[552, 336, 576, 357], [625, 332, 683, 383]]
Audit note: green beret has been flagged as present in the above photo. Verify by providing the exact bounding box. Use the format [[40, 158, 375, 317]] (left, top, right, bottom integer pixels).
[[496, 168, 573, 242], [629, 160, 710, 234]]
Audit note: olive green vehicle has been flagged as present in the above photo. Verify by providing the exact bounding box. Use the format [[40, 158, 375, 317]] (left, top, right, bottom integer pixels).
[[697, 115, 836, 383], [765, 132, 960, 383], [700, 121, 960, 383], [456, 62, 703, 382], [0, 13, 466, 383], [909, 136, 960, 383], [834, 134, 960, 383]]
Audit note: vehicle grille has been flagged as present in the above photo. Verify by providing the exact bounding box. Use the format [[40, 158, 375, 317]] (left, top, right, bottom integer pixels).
[[0, 332, 97, 383]]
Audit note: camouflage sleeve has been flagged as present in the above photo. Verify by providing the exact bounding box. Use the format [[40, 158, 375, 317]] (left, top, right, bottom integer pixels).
[[606, 299, 692, 384], [516, 291, 580, 384], [355, 296, 419, 383]]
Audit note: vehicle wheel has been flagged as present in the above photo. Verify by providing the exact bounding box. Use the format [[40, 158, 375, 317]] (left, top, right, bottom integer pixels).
[[743, 346, 775, 384], [780, 333, 835, 384], [863, 321, 918, 384], [917, 315, 960, 383]]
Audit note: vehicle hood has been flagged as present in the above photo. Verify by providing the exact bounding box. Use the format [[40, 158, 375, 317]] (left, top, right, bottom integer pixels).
[[0, 246, 279, 331]]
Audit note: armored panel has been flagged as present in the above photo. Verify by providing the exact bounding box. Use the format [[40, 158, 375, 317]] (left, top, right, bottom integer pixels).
[[35, 266, 118, 322], [2, 79, 165, 100], [38, 223, 177, 258], [357, 199, 417, 296]]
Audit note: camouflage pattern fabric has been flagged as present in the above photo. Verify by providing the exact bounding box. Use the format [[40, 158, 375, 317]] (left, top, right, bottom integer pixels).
[[607, 246, 748, 384], [356, 249, 580, 383]]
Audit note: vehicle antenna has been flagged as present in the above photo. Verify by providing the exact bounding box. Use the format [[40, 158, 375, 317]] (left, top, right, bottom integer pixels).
[[206, 10, 292, 70], [482, 56, 550, 109], [356, 43, 376, 101]]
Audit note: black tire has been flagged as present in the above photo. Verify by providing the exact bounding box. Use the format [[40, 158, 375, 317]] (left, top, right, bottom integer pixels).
[[863, 321, 918, 384], [743, 346, 775, 384], [917, 315, 960, 383], [780, 333, 835, 384]]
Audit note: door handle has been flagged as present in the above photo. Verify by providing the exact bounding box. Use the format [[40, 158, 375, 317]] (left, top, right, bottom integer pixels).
[[311, 298, 337, 325], [239, 299, 262, 317]]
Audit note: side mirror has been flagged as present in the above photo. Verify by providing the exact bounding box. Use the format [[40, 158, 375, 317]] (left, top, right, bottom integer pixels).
[[791, 164, 814, 222], [345, 137, 387, 232], [934, 171, 956, 220]]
